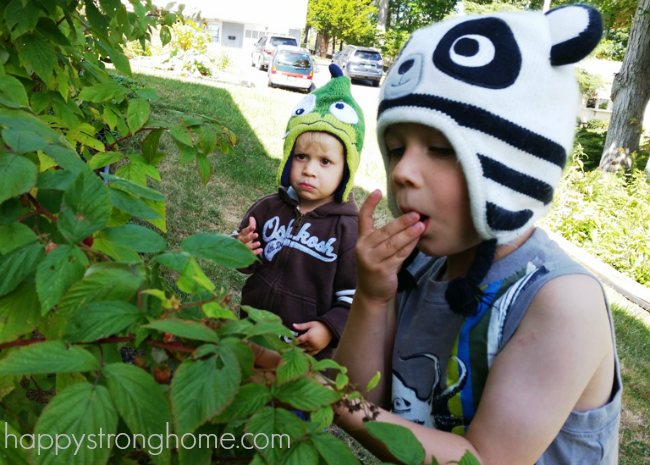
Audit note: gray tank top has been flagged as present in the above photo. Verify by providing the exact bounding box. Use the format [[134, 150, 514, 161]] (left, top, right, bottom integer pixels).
[[392, 228, 621, 464]]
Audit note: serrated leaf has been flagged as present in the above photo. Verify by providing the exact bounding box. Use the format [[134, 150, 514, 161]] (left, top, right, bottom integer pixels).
[[64, 301, 141, 342], [178, 142, 197, 165], [88, 151, 124, 170], [102, 172, 165, 201], [311, 359, 347, 374], [103, 363, 172, 465], [0, 419, 30, 465], [136, 88, 158, 100], [247, 322, 294, 338], [142, 128, 164, 164], [37, 169, 78, 190], [213, 384, 271, 423], [181, 233, 257, 268], [366, 371, 381, 392], [36, 244, 89, 314], [58, 168, 112, 243], [0, 242, 45, 298], [153, 251, 192, 271], [310, 406, 334, 432], [195, 152, 211, 185], [160, 26, 172, 46], [0, 222, 38, 254], [56, 264, 144, 317], [0, 198, 22, 225], [280, 440, 319, 465], [277, 349, 310, 385], [0, 276, 41, 344], [311, 432, 360, 465], [169, 125, 192, 146], [0, 152, 38, 204], [77, 81, 129, 102], [242, 306, 283, 324], [127, 99, 150, 134], [33, 383, 117, 465], [458, 450, 482, 465], [18, 34, 56, 81], [144, 319, 218, 343], [176, 256, 215, 293], [336, 373, 349, 390], [109, 187, 162, 219], [103, 224, 166, 252], [202, 301, 236, 320], [274, 378, 341, 411], [6, 0, 39, 38], [55, 372, 88, 393], [36, 17, 71, 46], [245, 407, 305, 463], [171, 357, 240, 434], [0, 75, 29, 108], [2, 128, 48, 154], [364, 422, 426, 465], [0, 341, 100, 375], [199, 125, 217, 155]]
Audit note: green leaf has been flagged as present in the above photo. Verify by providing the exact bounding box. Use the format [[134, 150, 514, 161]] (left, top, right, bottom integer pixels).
[[247, 322, 294, 338], [277, 349, 310, 385], [0, 198, 22, 225], [143, 319, 218, 343], [364, 422, 426, 465], [153, 251, 191, 271], [213, 384, 271, 423], [110, 49, 132, 77], [103, 363, 173, 465], [88, 151, 124, 170], [33, 383, 117, 465], [0, 341, 100, 375], [142, 128, 164, 164], [0, 75, 29, 108], [280, 440, 319, 465], [36, 245, 89, 314], [103, 172, 165, 201], [103, 224, 166, 252], [181, 234, 257, 268], [136, 88, 158, 100], [19, 33, 57, 81], [36, 17, 71, 46], [366, 371, 381, 392], [178, 143, 197, 165], [0, 223, 38, 254], [0, 276, 41, 344], [110, 187, 162, 219], [310, 406, 334, 432], [64, 301, 141, 342], [336, 373, 349, 390], [0, 420, 30, 465], [311, 359, 347, 374], [0, 242, 45, 298], [127, 99, 150, 134], [199, 125, 217, 155], [176, 256, 215, 293], [169, 125, 193, 146], [195, 152, 211, 185], [311, 432, 360, 465], [77, 81, 129, 102], [202, 301, 236, 320], [56, 264, 144, 317], [242, 306, 283, 324], [171, 357, 239, 434], [2, 128, 48, 154], [37, 169, 78, 190], [245, 407, 305, 462], [274, 378, 341, 411], [58, 168, 112, 243], [6, 0, 39, 38], [55, 372, 88, 393], [160, 26, 172, 46], [0, 152, 38, 204]]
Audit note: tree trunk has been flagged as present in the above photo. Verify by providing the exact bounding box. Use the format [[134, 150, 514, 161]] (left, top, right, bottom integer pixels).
[[319, 33, 330, 58], [377, 0, 389, 32], [599, 0, 650, 172]]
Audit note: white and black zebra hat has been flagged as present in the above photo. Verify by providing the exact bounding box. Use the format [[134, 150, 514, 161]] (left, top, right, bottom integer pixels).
[[378, 5, 602, 245]]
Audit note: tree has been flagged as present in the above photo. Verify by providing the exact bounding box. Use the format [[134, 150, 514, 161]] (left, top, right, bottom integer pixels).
[[598, 0, 650, 172], [308, 0, 377, 56], [386, 0, 458, 32]]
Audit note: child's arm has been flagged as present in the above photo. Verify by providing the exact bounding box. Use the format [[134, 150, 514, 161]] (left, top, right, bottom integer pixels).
[[293, 321, 333, 355], [235, 217, 263, 256]]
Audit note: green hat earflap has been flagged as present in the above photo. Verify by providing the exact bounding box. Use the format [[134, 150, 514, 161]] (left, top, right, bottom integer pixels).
[[278, 64, 365, 202]]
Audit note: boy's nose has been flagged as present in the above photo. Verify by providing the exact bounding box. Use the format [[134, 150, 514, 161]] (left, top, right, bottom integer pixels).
[[391, 149, 421, 187], [302, 161, 316, 176]]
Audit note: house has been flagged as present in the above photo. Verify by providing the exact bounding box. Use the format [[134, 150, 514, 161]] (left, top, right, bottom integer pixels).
[[156, 0, 309, 49], [576, 58, 650, 131]]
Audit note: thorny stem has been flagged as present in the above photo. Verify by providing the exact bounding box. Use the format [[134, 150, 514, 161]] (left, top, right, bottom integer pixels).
[[27, 194, 57, 223], [30, 376, 44, 403], [104, 127, 167, 152], [17, 210, 37, 223]]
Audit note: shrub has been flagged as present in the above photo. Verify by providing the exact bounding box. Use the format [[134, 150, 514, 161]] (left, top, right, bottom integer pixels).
[[542, 148, 650, 286]]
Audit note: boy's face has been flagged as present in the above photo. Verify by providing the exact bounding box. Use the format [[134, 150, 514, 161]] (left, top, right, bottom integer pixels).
[[290, 132, 345, 213], [386, 123, 482, 257]]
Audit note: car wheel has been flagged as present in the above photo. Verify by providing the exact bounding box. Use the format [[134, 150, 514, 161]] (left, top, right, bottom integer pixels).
[[268, 79, 274, 88], [256, 56, 263, 70], [372, 80, 380, 88], [251, 54, 255, 67]]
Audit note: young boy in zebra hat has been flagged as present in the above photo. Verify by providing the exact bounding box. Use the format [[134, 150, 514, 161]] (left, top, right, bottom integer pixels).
[[328, 5, 622, 463]]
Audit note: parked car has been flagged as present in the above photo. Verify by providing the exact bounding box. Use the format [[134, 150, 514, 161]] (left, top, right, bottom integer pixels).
[[267, 45, 314, 93], [332, 45, 383, 87], [251, 35, 298, 70]]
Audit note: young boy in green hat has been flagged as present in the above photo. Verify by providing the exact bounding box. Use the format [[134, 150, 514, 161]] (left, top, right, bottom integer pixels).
[[234, 65, 365, 360]]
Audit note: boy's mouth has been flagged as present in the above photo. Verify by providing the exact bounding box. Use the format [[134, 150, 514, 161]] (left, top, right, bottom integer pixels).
[[299, 182, 315, 191]]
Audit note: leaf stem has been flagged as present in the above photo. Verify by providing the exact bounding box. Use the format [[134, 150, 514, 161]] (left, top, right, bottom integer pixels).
[[162, 295, 219, 318], [27, 194, 57, 223], [104, 126, 167, 151]]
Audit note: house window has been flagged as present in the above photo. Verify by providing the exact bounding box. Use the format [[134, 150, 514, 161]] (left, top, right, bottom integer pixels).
[[598, 99, 610, 110], [245, 30, 252, 38], [586, 98, 597, 109]]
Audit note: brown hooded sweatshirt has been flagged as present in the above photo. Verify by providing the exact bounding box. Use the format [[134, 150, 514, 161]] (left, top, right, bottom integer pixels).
[[235, 187, 358, 360]]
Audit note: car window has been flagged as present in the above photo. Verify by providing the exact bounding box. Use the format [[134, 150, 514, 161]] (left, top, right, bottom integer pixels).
[[276, 51, 311, 69], [271, 37, 297, 46], [354, 50, 382, 61]]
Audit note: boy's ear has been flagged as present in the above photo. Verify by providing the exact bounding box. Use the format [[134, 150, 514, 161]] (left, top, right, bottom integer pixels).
[[546, 5, 603, 66]]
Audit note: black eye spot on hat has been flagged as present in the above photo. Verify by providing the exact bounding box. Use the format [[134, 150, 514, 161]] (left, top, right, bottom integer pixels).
[[433, 18, 521, 89]]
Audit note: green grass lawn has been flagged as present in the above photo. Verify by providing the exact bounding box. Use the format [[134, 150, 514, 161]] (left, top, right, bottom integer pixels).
[[128, 71, 650, 463]]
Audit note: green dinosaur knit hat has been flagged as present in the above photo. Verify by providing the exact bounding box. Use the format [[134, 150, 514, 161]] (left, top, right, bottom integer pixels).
[[278, 64, 365, 202]]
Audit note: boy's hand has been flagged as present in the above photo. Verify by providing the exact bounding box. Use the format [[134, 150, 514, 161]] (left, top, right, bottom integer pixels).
[[356, 190, 424, 304], [293, 321, 333, 355], [236, 217, 263, 256]]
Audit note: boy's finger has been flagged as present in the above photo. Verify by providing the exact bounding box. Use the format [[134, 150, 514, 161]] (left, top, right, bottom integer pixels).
[[365, 212, 422, 250], [295, 334, 310, 345], [248, 217, 257, 232], [252, 247, 263, 256], [358, 190, 382, 237]]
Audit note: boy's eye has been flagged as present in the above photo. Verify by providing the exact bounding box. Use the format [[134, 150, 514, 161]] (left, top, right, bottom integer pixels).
[[295, 153, 307, 160], [321, 159, 331, 165], [329, 101, 359, 124], [291, 94, 317, 117], [429, 146, 455, 157], [388, 147, 405, 158]]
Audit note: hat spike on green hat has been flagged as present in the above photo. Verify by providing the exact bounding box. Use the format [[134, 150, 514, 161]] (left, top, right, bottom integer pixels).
[[278, 64, 365, 202]]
